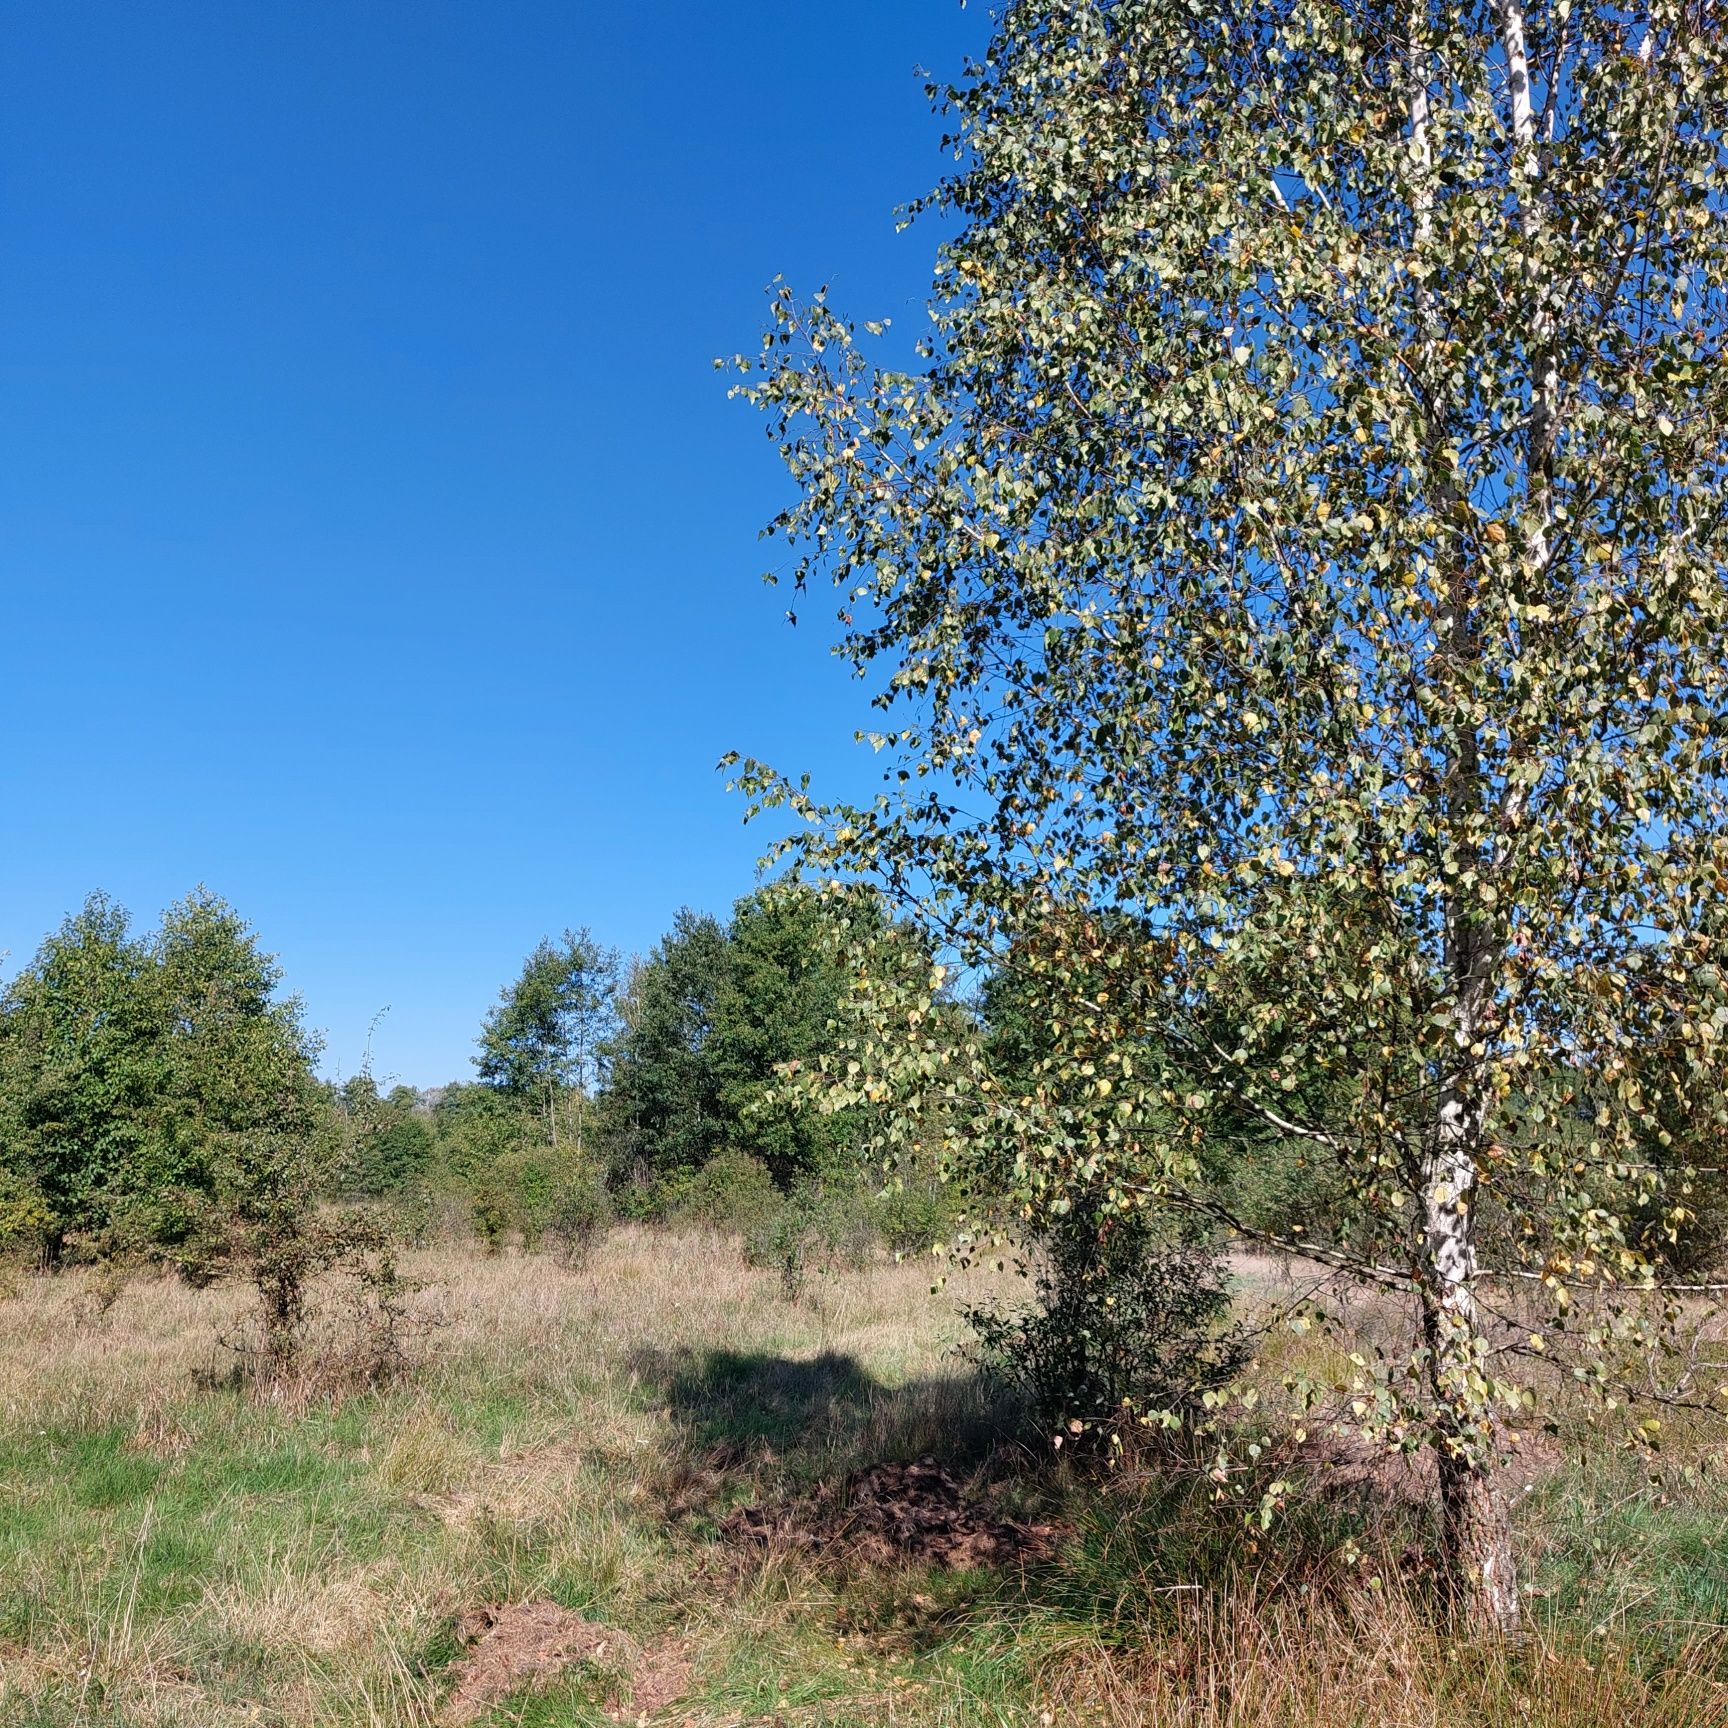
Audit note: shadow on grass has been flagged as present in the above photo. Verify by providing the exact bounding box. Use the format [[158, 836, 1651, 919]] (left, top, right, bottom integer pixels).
[[630, 1347, 1440, 1626], [629, 1350, 1728, 1711], [629, 1346, 1022, 1483]]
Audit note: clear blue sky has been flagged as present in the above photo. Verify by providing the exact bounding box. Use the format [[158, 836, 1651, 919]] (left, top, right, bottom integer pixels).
[[2, 2, 984, 1086]]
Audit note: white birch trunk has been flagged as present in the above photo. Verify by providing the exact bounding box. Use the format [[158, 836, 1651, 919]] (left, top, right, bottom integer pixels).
[[1496, 0, 1559, 568], [1404, 1, 1526, 1636], [1420, 977, 1521, 1634]]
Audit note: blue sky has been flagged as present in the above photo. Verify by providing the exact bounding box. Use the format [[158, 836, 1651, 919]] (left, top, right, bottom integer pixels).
[[1, 1, 984, 1086]]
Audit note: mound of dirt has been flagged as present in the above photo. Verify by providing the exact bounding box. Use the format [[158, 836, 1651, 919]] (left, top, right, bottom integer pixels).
[[442, 1601, 689, 1724], [721, 1456, 1059, 1570]]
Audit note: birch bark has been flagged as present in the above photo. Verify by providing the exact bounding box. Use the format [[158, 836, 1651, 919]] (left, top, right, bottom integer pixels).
[[1406, 0, 1530, 1635]]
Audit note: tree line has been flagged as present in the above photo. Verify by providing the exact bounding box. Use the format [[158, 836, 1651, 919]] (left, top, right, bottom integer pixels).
[[7, 880, 1720, 1296], [0, 882, 956, 1295]]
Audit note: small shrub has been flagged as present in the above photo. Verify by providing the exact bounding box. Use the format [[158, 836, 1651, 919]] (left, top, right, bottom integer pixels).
[[342, 1240, 425, 1387], [470, 1182, 511, 1254], [875, 1175, 960, 1257], [0, 1170, 56, 1266], [744, 1198, 812, 1298], [383, 1179, 443, 1248], [547, 1168, 613, 1267], [76, 1259, 130, 1325], [969, 1206, 1244, 1443], [461, 1143, 613, 1262], [168, 1175, 410, 1381], [671, 1150, 782, 1239], [805, 1182, 880, 1268], [742, 1179, 879, 1298], [493, 1146, 558, 1250], [608, 1175, 671, 1223], [187, 1204, 426, 1392]]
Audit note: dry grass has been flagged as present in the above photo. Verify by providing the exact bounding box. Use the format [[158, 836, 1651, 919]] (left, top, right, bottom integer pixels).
[[1037, 1592, 1727, 1728], [0, 1228, 1723, 1727]]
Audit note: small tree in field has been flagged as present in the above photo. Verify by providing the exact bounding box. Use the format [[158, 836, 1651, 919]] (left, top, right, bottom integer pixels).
[[732, 0, 1728, 1632], [0, 894, 155, 1266], [148, 891, 346, 1368]]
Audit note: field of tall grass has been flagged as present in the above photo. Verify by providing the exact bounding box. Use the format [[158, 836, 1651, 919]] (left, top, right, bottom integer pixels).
[[1, 1228, 1724, 1726]]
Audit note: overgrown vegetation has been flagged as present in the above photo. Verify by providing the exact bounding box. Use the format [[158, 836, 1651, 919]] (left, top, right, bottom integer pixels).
[[2, 817, 1723, 1721], [0, 882, 968, 1327], [0, 890, 397, 1374], [968, 1209, 1245, 1445], [7, 1, 1728, 1713], [1, 1237, 1724, 1727]]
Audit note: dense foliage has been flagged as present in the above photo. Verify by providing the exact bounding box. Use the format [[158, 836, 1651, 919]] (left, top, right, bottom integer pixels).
[[731, 0, 1728, 1630], [0, 891, 382, 1365], [968, 1207, 1243, 1442], [605, 885, 883, 1194], [0, 882, 958, 1298], [0, 892, 325, 1270], [476, 927, 618, 1151]]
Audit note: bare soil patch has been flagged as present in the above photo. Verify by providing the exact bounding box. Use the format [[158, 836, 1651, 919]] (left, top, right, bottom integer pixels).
[[442, 1601, 690, 1724], [721, 1456, 1060, 1570]]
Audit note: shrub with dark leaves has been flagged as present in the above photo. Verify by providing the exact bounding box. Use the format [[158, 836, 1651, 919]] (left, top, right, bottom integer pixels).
[[969, 1207, 1243, 1444]]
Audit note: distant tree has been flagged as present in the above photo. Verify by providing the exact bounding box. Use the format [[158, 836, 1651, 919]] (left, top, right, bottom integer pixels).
[[0, 887, 348, 1363], [148, 891, 318, 1155], [603, 909, 731, 1183], [429, 1081, 522, 1178], [707, 886, 878, 1187], [599, 890, 893, 1194], [332, 1076, 434, 1197], [476, 929, 618, 1149], [375, 1085, 435, 1190], [140, 892, 340, 1357], [0, 894, 155, 1264]]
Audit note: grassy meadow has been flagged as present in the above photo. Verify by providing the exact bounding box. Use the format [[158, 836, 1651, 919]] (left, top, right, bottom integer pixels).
[[1, 1229, 1725, 1727]]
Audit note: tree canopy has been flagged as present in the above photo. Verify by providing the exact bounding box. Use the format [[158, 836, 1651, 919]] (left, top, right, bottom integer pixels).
[[476, 928, 618, 1148], [0, 889, 324, 1270], [732, 0, 1728, 1631], [605, 886, 881, 1188], [604, 909, 731, 1181], [0, 894, 155, 1261]]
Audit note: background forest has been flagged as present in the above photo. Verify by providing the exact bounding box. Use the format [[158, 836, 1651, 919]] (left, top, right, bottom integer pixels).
[[0, 885, 969, 1326]]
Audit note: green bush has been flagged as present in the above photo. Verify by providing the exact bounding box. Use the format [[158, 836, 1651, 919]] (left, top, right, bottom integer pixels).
[[376, 1178, 452, 1249], [968, 1206, 1244, 1442], [874, 1173, 961, 1257], [496, 1147, 560, 1249], [547, 1167, 612, 1267], [351, 1110, 435, 1198], [669, 1150, 783, 1239], [0, 1170, 56, 1263], [607, 1174, 668, 1223], [462, 1142, 614, 1261], [470, 1180, 511, 1254], [741, 1178, 879, 1298]]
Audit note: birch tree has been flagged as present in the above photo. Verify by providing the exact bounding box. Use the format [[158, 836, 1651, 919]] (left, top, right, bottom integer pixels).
[[730, 0, 1728, 1632], [477, 930, 618, 1151]]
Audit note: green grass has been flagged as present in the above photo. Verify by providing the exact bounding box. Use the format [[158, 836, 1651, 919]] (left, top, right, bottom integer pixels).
[[0, 1232, 1724, 1727]]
